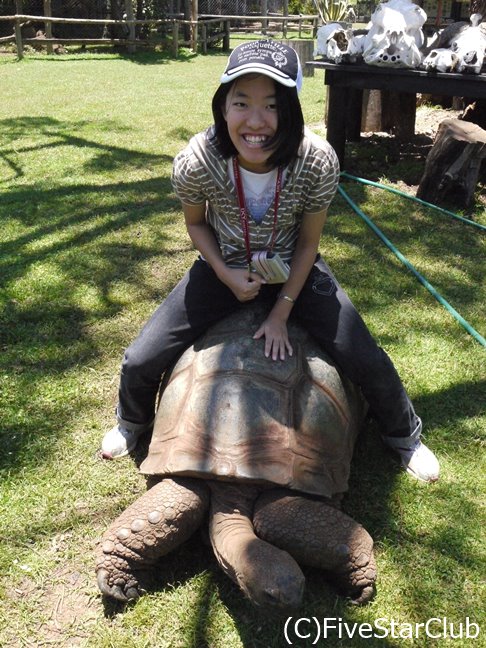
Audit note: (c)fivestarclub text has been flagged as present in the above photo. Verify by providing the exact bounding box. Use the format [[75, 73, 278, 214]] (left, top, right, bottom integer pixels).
[[283, 617, 481, 644]]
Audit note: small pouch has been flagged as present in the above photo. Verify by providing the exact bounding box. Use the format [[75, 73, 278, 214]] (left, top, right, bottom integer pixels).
[[251, 251, 290, 284]]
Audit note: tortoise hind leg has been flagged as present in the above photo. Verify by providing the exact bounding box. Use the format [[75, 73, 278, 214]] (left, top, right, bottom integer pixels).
[[253, 489, 376, 604], [96, 477, 209, 601]]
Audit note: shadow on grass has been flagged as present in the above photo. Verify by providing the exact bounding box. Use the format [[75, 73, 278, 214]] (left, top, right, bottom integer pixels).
[[0, 115, 188, 475], [116, 47, 229, 66], [0, 115, 174, 183], [343, 134, 435, 187], [413, 380, 486, 431], [6, 46, 229, 67], [328, 182, 484, 337]]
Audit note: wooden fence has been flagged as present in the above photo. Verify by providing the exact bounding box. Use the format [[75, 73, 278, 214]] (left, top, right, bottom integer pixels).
[[0, 12, 318, 59]]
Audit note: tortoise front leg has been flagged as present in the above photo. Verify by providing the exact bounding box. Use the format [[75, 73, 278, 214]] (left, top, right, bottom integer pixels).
[[253, 489, 376, 604], [96, 477, 209, 601], [208, 482, 305, 609]]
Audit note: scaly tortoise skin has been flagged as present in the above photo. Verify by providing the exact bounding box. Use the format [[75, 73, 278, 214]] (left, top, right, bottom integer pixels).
[[96, 304, 377, 608]]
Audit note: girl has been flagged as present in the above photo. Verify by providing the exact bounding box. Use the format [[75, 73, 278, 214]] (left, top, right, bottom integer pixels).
[[101, 40, 439, 483]]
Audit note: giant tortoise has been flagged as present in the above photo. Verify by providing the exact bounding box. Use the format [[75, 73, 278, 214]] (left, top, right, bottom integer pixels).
[[96, 304, 377, 608]]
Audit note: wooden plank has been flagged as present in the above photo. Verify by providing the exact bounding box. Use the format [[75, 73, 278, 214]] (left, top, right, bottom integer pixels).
[[0, 14, 193, 26], [22, 38, 148, 45], [318, 65, 486, 100], [0, 13, 318, 27]]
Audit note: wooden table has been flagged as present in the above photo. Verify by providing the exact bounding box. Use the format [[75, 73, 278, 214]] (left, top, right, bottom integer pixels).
[[308, 61, 486, 165]]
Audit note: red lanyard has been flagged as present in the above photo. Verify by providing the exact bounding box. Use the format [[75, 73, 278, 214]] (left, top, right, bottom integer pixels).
[[232, 157, 283, 267]]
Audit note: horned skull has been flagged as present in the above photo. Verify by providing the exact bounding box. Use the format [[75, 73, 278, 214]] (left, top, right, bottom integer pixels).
[[362, 0, 426, 68]]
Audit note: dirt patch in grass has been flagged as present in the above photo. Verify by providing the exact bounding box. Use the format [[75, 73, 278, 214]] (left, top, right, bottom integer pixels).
[[6, 564, 99, 647]]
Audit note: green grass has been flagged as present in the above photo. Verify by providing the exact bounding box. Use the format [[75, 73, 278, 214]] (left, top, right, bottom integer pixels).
[[0, 40, 485, 648]]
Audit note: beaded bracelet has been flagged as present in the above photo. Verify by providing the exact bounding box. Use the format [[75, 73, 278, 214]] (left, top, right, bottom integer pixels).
[[279, 293, 295, 304]]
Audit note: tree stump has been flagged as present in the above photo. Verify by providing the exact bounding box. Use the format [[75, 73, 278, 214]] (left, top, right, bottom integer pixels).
[[361, 90, 416, 140], [417, 119, 486, 209], [280, 39, 314, 77]]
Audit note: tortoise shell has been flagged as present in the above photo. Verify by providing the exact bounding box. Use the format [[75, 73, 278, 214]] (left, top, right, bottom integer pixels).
[[140, 305, 365, 498]]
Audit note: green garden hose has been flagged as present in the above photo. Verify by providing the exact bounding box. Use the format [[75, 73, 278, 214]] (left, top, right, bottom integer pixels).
[[337, 183, 486, 348], [341, 171, 486, 232]]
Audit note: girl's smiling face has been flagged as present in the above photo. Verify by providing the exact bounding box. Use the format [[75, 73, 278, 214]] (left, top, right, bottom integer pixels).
[[224, 74, 278, 173]]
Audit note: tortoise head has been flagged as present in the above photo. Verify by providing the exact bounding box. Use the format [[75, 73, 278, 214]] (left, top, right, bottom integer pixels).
[[233, 537, 305, 609]]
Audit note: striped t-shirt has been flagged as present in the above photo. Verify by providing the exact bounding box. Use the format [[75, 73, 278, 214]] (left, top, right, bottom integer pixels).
[[171, 126, 340, 267]]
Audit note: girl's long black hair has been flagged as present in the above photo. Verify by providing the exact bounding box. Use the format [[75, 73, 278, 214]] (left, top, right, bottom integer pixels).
[[211, 76, 304, 169]]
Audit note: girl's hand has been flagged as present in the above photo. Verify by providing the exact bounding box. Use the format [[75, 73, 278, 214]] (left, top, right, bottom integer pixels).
[[253, 314, 293, 361], [221, 268, 266, 302]]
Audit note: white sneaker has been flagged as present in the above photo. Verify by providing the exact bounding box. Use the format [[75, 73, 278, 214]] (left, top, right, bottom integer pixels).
[[395, 440, 440, 483], [101, 424, 143, 459]]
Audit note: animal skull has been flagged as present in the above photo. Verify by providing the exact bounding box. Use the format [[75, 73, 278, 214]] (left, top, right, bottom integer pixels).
[[362, 0, 426, 68], [315, 23, 365, 64], [421, 13, 486, 75], [422, 48, 460, 73], [450, 14, 486, 74]]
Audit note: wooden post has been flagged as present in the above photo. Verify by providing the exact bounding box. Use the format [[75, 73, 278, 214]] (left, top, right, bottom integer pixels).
[[190, 0, 198, 52], [14, 0, 23, 59], [15, 0, 24, 59], [361, 90, 383, 132], [347, 89, 363, 142], [387, 92, 416, 141], [283, 0, 288, 37], [262, 0, 268, 35], [43, 0, 53, 54], [124, 0, 136, 53], [326, 86, 348, 164], [183, 0, 191, 42], [201, 22, 207, 54], [223, 19, 230, 51], [44, 0, 52, 54], [14, 17, 23, 59], [172, 21, 179, 57]]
